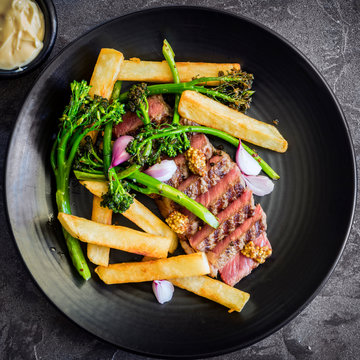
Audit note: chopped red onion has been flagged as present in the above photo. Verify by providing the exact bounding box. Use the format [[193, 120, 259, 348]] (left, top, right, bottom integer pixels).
[[144, 160, 177, 182], [236, 140, 261, 176], [110, 135, 134, 169], [242, 174, 274, 196], [152, 280, 174, 304]]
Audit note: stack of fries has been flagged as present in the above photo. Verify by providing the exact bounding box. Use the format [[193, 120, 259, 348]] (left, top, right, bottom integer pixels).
[[59, 47, 286, 313]]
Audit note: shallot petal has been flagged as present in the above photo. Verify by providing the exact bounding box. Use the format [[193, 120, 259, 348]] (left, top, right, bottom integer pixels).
[[242, 174, 274, 196], [110, 135, 133, 169], [236, 141, 261, 175], [144, 160, 177, 182], [152, 280, 174, 304]]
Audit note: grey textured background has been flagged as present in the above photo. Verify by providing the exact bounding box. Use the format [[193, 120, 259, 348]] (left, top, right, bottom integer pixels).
[[1, 0, 359, 359]]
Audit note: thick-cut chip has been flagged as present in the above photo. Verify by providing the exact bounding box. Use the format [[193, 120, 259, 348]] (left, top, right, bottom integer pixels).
[[118, 60, 240, 83], [122, 198, 178, 253], [58, 213, 171, 258], [89, 48, 124, 99], [85, 49, 124, 143], [87, 196, 112, 266], [80, 180, 108, 197], [170, 276, 250, 313], [80, 180, 178, 253], [178, 90, 288, 153], [95, 252, 210, 284]]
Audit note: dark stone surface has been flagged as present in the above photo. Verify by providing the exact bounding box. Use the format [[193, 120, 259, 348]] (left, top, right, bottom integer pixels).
[[1, 0, 359, 359]]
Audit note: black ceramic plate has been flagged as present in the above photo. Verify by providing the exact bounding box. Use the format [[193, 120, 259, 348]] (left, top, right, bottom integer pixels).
[[5, 6, 356, 358]]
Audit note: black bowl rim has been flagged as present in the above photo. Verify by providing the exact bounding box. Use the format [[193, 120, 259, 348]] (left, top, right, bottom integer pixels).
[[0, 0, 58, 79], [5, 5, 357, 358]]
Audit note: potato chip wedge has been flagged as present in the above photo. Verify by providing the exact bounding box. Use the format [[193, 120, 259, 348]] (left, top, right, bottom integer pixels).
[[178, 90, 288, 153], [95, 252, 210, 284], [58, 212, 171, 258], [80, 180, 178, 253], [87, 196, 112, 266], [118, 60, 240, 83], [170, 276, 250, 313], [89, 48, 124, 99]]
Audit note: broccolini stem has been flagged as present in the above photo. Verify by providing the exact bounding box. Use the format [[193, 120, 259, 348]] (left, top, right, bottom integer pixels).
[[189, 126, 279, 179], [90, 148, 103, 164], [73, 169, 219, 229], [66, 128, 95, 169], [103, 126, 113, 174], [240, 143, 280, 180], [74, 170, 105, 181], [131, 125, 279, 179], [117, 164, 141, 179], [54, 138, 91, 280], [55, 183, 91, 280], [162, 39, 181, 125], [188, 127, 279, 180], [119, 82, 237, 104], [137, 99, 151, 125], [128, 171, 219, 228], [103, 81, 122, 175], [80, 156, 102, 169], [108, 167, 122, 194]]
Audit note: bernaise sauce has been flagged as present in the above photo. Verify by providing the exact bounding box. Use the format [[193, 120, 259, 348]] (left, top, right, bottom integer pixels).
[[0, 0, 45, 70]]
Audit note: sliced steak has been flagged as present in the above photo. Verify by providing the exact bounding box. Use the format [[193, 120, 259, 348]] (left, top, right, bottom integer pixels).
[[178, 152, 232, 200], [115, 109, 272, 287], [114, 95, 172, 137], [156, 133, 214, 218], [207, 204, 265, 266], [213, 212, 267, 272], [190, 189, 254, 252], [219, 232, 271, 286], [155, 132, 271, 287], [166, 133, 214, 189], [180, 166, 246, 237], [191, 166, 245, 214]]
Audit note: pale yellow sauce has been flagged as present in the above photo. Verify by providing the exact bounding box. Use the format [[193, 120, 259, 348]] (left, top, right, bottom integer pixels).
[[0, 0, 45, 70]]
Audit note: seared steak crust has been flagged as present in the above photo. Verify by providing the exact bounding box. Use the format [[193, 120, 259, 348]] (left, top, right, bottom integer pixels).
[[179, 152, 233, 199], [219, 232, 271, 286]]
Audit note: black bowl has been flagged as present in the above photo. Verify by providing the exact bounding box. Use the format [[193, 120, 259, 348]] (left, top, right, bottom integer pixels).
[[0, 0, 57, 79], [5, 6, 356, 358]]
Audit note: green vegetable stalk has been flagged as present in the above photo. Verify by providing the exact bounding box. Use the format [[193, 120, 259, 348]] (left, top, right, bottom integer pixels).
[[162, 39, 181, 125], [103, 80, 123, 174], [73, 169, 219, 229], [119, 72, 255, 113], [127, 123, 279, 180], [51, 80, 125, 280], [100, 80, 135, 214]]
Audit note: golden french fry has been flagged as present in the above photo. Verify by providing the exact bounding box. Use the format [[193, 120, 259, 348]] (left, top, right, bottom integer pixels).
[[178, 90, 288, 153], [170, 276, 250, 313], [80, 180, 178, 253], [87, 196, 112, 266], [89, 48, 124, 99], [118, 59, 240, 83], [58, 213, 171, 258], [80, 180, 108, 197], [83, 49, 124, 146], [121, 198, 178, 253], [95, 252, 210, 284]]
